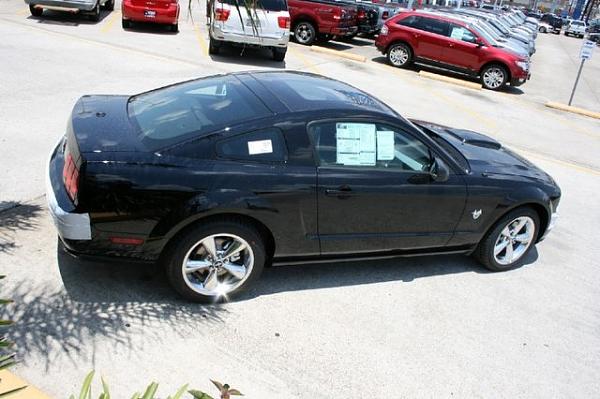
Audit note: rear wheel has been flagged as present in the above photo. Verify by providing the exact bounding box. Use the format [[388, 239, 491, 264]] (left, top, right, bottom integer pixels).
[[272, 47, 287, 62], [165, 221, 266, 302], [170, 23, 178, 32], [387, 42, 412, 68], [294, 21, 316, 45], [209, 37, 220, 55], [481, 64, 508, 90], [29, 4, 43, 16], [88, 2, 100, 22], [103, 0, 114, 11], [474, 207, 540, 272], [122, 18, 131, 29], [538, 26, 546, 33]]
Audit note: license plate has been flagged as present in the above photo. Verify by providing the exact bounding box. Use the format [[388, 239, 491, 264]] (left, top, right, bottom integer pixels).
[[144, 10, 156, 18], [245, 18, 260, 27]]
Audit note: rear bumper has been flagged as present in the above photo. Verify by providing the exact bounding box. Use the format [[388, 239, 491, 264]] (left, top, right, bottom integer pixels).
[[210, 26, 289, 47], [24, 0, 97, 11], [122, 1, 179, 24], [46, 139, 91, 241], [329, 26, 358, 37]]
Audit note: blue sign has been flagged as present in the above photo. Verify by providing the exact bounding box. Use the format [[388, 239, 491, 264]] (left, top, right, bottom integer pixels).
[[572, 0, 586, 20]]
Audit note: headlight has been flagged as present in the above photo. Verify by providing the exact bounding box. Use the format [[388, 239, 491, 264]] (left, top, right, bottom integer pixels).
[[380, 25, 388, 36], [515, 60, 529, 71]]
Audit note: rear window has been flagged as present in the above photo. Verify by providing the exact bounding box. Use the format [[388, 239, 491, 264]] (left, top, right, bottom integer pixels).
[[128, 75, 271, 150], [218, 0, 287, 11]]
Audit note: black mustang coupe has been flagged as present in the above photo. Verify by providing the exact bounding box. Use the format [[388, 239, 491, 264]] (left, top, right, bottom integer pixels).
[[47, 71, 560, 301]]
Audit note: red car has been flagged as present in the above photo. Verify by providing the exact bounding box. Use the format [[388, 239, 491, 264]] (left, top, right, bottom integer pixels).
[[375, 11, 530, 90], [122, 0, 180, 32], [288, 0, 358, 45]]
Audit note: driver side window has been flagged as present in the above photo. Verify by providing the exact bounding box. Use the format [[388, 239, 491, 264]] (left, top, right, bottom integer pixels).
[[310, 121, 432, 172]]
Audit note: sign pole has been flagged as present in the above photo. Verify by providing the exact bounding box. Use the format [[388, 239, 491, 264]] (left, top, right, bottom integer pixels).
[[568, 59, 585, 106]]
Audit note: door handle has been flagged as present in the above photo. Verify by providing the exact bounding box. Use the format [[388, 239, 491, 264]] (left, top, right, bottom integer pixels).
[[325, 185, 352, 198]]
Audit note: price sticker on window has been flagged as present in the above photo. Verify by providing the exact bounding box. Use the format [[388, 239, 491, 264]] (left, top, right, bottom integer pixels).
[[247, 139, 273, 155]]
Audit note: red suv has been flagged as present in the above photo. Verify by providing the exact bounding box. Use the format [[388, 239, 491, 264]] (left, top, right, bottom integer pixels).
[[122, 0, 180, 32], [375, 11, 530, 90]]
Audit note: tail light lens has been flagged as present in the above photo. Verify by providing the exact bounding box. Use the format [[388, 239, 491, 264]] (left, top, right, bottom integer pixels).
[[358, 10, 366, 20], [278, 16, 290, 29], [63, 151, 80, 203], [382, 11, 389, 20], [333, 9, 341, 20], [214, 8, 230, 21]]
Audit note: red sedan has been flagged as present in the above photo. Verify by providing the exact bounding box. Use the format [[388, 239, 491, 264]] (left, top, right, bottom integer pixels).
[[122, 0, 180, 32]]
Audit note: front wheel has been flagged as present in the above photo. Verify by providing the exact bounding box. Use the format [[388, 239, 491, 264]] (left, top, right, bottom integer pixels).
[[103, 0, 114, 11], [387, 42, 412, 68], [29, 4, 43, 16], [88, 2, 100, 22], [209, 37, 220, 55], [481, 64, 508, 90], [474, 207, 540, 272], [165, 221, 266, 302], [294, 22, 316, 45], [122, 18, 131, 29]]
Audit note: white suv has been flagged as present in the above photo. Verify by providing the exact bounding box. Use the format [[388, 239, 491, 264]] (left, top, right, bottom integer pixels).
[[565, 20, 587, 38], [208, 0, 290, 61]]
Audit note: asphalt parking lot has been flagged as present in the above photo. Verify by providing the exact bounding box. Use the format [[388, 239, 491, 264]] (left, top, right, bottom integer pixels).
[[1, 1, 600, 397]]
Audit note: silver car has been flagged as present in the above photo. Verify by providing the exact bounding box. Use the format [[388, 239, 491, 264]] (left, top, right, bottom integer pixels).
[[24, 0, 113, 21]]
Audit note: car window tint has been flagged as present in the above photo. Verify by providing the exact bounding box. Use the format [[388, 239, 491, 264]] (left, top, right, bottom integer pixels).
[[218, 0, 287, 11], [449, 23, 477, 42], [310, 121, 432, 172], [128, 76, 270, 150], [216, 129, 287, 162], [415, 17, 450, 36], [398, 15, 419, 27]]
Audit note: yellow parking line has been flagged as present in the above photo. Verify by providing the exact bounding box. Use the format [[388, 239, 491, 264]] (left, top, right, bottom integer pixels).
[[100, 10, 120, 33], [192, 22, 208, 57], [16, 6, 30, 15]]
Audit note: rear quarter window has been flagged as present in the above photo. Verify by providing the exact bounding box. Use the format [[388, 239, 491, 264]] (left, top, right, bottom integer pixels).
[[128, 75, 271, 151]]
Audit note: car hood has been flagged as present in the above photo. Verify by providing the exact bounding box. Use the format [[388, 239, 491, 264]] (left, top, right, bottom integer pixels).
[[412, 120, 554, 183]]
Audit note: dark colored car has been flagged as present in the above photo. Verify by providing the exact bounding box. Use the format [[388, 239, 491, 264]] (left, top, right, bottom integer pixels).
[[540, 13, 563, 34], [47, 71, 560, 302], [375, 11, 531, 90]]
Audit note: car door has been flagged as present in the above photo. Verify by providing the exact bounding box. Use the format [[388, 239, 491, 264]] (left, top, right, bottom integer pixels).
[[440, 23, 482, 71], [397, 16, 450, 61], [309, 119, 467, 255]]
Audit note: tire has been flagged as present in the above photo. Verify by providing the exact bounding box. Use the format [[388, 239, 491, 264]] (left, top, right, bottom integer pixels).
[[294, 21, 316, 45], [29, 4, 43, 16], [209, 37, 220, 55], [122, 18, 130, 29], [165, 220, 266, 302], [387, 42, 412, 68], [103, 0, 114, 11], [170, 23, 178, 32], [474, 207, 540, 272], [480, 64, 508, 91], [538, 26, 545, 33], [89, 2, 100, 22], [272, 47, 286, 62], [317, 33, 331, 43]]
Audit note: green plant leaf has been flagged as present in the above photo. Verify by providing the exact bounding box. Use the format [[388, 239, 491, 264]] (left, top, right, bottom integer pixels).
[[228, 389, 243, 396], [140, 382, 158, 399], [0, 300, 13, 305], [167, 384, 188, 399], [0, 320, 14, 326], [100, 377, 110, 399], [78, 371, 95, 399], [0, 385, 27, 398], [187, 390, 214, 399], [129, 392, 141, 399], [0, 353, 17, 370]]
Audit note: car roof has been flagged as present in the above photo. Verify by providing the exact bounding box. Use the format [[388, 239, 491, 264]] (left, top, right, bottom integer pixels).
[[240, 71, 398, 117]]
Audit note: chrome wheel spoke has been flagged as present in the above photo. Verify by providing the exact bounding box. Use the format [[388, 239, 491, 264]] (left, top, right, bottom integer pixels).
[[494, 239, 510, 255], [515, 233, 531, 243], [222, 262, 247, 280], [493, 216, 536, 266], [504, 241, 514, 262], [223, 239, 247, 259], [513, 218, 528, 234], [185, 260, 212, 274], [202, 236, 218, 259], [203, 269, 219, 291]]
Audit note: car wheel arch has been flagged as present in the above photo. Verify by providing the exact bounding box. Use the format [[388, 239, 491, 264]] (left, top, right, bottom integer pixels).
[[479, 61, 512, 82], [386, 40, 413, 56], [479, 201, 550, 246], [292, 16, 318, 33]]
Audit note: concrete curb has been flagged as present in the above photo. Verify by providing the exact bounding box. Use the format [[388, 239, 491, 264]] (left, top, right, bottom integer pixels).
[[0, 370, 52, 399], [545, 101, 600, 120], [418, 71, 482, 90], [310, 46, 367, 62]]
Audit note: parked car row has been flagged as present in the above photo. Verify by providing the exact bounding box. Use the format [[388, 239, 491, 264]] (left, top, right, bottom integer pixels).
[[376, 8, 537, 90]]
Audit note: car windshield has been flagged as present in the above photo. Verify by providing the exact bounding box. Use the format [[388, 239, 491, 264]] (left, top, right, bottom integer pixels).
[[478, 21, 502, 39], [471, 23, 496, 44], [572, 21, 584, 26], [489, 19, 510, 35], [128, 75, 271, 150]]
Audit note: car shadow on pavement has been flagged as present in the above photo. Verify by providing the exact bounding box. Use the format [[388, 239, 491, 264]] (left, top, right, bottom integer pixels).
[[314, 41, 353, 51], [0, 201, 43, 254], [123, 21, 179, 35], [209, 47, 286, 69], [240, 249, 539, 300], [27, 10, 112, 26]]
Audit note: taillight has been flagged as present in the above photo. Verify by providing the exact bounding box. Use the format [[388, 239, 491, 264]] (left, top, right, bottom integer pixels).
[[62, 152, 80, 203], [214, 8, 230, 21], [358, 10, 366, 20], [382, 11, 389, 20], [278, 16, 290, 29], [333, 9, 341, 20]]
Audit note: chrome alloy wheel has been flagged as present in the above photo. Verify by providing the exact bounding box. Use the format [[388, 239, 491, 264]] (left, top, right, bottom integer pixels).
[[182, 233, 254, 296], [493, 216, 535, 266], [482, 67, 505, 89], [295, 23, 313, 44], [389, 46, 409, 66]]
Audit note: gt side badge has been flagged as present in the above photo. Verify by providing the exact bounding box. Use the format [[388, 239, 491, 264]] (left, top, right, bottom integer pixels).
[[472, 209, 482, 220]]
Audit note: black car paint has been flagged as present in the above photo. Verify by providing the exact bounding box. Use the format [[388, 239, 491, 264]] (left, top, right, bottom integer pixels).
[[50, 71, 560, 265]]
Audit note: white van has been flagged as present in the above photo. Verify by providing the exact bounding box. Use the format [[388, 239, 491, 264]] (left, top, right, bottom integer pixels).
[[208, 0, 290, 61]]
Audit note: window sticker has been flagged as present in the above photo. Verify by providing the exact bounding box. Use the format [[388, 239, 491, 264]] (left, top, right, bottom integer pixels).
[[247, 139, 273, 155], [376, 130, 395, 160], [450, 27, 466, 40], [336, 123, 376, 166]]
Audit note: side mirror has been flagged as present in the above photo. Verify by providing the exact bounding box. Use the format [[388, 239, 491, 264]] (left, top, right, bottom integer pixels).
[[476, 39, 484, 47], [430, 157, 450, 182]]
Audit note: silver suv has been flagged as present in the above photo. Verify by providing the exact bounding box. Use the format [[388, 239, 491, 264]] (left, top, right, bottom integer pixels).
[[208, 0, 290, 61], [565, 20, 587, 38], [25, 0, 113, 21]]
